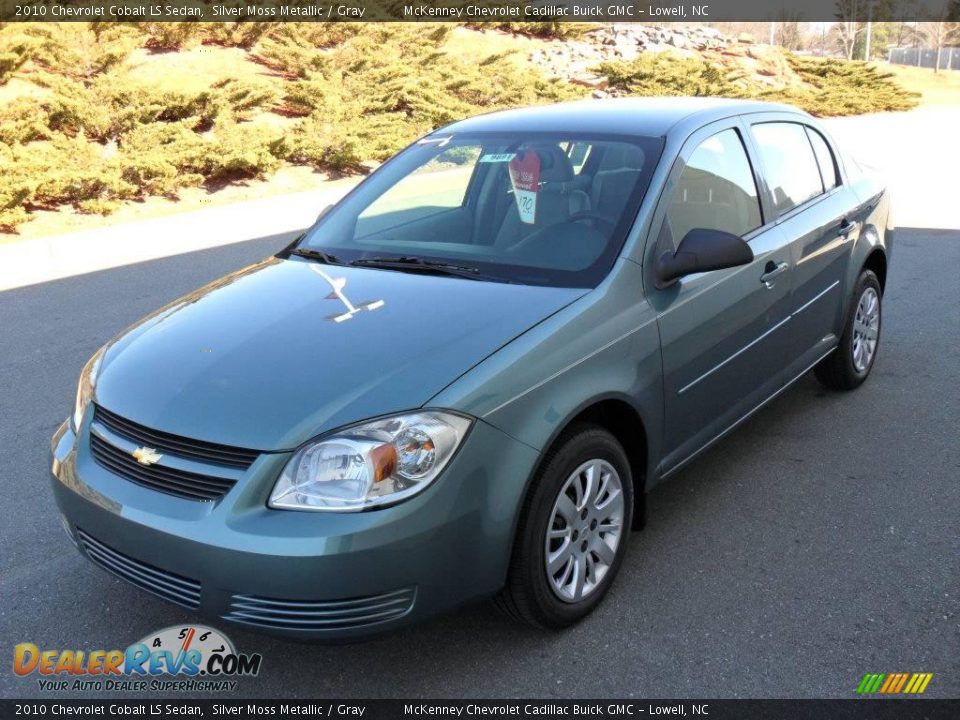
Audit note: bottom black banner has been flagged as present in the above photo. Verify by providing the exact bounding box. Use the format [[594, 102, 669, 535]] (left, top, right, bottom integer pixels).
[[1, 700, 958, 720]]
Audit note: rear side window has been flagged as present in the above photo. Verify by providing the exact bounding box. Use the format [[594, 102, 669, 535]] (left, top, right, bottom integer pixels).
[[806, 128, 838, 191], [665, 128, 762, 244], [752, 122, 824, 214], [563, 141, 592, 174]]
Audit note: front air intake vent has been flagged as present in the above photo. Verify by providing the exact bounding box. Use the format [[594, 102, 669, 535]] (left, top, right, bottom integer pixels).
[[224, 588, 416, 632], [77, 529, 201, 609]]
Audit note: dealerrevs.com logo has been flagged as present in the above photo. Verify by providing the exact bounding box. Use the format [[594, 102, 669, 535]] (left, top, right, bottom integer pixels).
[[13, 625, 262, 693]]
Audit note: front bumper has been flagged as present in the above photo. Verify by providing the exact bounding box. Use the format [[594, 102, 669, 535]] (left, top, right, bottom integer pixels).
[[50, 416, 539, 640]]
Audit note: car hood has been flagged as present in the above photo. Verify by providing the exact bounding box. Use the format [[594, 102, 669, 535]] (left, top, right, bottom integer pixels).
[[95, 257, 584, 451]]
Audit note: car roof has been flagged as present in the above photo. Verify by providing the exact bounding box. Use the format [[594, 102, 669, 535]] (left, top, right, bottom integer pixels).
[[438, 97, 806, 139]]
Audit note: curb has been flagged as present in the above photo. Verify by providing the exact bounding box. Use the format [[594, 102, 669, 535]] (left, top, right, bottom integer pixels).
[[0, 183, 356, 292]]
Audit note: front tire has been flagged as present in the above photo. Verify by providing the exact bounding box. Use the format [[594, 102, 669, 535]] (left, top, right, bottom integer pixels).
[[815, 269, 882, 390], [495, 425, 633, 629]]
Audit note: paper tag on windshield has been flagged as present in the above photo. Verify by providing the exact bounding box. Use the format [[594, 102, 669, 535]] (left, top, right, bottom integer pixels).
[[508, 152, 540, 225], [479, 153, 516, 163]]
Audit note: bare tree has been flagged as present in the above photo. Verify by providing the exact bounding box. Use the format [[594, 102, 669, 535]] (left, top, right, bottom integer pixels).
[[835, 0, 864, 59], [776, 12, 806, 50], [916, 19, 960, 71], [806, 24, 834, 56]]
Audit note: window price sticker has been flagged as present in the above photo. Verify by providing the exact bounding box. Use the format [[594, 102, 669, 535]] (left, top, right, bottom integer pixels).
[[508, 151, 541, 225]]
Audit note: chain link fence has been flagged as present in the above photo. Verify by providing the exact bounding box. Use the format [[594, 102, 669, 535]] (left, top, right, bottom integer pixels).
[[888, 46, 960, 70]]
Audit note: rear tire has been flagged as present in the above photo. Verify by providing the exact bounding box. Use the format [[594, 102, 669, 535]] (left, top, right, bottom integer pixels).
[[495, 425, 633, 629], [815, 269, 882, 391]]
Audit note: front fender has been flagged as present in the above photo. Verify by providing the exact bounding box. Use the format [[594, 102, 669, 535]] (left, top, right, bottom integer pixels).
[[428, 259, 664, 489]]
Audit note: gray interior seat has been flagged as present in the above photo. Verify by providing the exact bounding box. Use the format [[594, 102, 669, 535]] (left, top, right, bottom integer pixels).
[[668, 167, 757, 241], [493, 145, 581, 250], [590, 145, 645, 221]]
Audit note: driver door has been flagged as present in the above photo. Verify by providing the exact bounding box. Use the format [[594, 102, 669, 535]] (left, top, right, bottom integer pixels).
[[645, 119, 794, 475]]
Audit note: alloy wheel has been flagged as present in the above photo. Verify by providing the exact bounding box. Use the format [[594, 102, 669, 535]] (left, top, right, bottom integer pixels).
[[852, 286, 880, 372], [544, 459, 625, 603]]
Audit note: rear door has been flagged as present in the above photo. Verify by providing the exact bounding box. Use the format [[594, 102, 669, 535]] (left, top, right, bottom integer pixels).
[[645, 118, 794, 474], [747, 117, 857, 376]]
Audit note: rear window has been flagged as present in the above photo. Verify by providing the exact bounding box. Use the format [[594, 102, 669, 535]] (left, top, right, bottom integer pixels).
[[752, 122, 824, 214], [806, 128, 839, 191]]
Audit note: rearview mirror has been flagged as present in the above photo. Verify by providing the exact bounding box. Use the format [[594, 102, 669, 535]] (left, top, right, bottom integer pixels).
[[655, 228, 754, 288]]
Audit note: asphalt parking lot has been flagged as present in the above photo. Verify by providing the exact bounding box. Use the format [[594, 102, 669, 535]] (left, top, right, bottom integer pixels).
[[2, 111, 958, 699], [2, 224, 957, 699]]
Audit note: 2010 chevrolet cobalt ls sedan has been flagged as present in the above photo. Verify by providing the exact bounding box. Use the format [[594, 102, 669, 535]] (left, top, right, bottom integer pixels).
[[51, 98, 892, 638]]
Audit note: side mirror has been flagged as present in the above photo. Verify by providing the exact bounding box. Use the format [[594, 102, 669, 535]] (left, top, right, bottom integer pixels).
[[655, 228, 754, 288]]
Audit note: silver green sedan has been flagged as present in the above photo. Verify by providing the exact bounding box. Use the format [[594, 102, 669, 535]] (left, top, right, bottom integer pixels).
[[51, 98, 892, 638]]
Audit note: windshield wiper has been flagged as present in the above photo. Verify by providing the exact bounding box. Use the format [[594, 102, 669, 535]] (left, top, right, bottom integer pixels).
[[350, 256, 502, 282], [289, 247, 345, 265]]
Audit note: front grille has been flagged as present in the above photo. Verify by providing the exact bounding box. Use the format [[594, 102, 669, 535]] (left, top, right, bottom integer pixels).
[[77, 529, 201, 609], [94, 405, 259, 469], [224, 588, 416, 632], [91, 433, 236, 501]]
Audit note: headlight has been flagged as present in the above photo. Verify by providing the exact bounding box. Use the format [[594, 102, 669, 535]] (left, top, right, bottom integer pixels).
[[269, 411, 473, 512], [73, 347, 105, 431]]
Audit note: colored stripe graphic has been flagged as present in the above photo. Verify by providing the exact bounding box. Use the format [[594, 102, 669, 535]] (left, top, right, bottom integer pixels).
[[857, 673, 884, 694], [857, 672, 933, 694], [893, 673, 909, 693], [905, 673, 934, 694]]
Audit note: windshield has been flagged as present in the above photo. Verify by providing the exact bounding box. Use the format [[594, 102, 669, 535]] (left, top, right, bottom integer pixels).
[[295, 133, 664, 288]]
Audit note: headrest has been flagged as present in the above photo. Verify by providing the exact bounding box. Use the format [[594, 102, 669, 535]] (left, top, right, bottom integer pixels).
[[521, 144, 574, 183], [599, 145, 645, 172]]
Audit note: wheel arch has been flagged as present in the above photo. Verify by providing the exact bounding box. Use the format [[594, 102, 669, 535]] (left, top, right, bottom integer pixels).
[[521, 396, 650, 533], [862, 245, 888, 294]]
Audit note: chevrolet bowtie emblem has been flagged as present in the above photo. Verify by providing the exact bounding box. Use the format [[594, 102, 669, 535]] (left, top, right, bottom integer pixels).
[[132, 447, 163, 466]]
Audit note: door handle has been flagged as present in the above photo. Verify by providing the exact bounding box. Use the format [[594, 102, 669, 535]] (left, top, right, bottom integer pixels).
[[760, 261, 788, 288], [838, 219, 858, 237]]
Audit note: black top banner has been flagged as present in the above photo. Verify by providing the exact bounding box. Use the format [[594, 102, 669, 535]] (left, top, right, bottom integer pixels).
[[0, 0, 957, 23]]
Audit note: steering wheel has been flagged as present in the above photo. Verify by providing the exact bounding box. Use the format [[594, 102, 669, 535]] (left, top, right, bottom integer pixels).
[[566, 211, 617, 235]]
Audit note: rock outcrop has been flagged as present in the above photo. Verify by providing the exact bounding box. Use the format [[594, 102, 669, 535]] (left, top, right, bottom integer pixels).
[[522, 23, 805, 93]]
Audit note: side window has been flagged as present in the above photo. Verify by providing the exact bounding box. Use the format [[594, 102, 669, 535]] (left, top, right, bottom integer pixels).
[[665, 128, 762, 245], [752, 122, 824, 214], [359, 145, 480, 221], [565, 142, 592, 175], [805, 128, 838, 191]]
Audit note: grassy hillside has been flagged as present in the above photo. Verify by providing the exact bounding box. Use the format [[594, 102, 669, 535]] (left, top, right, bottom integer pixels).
[[880, 62, 960, 106], [598, 52, 919, 116], [0, 22, 920, 233]]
